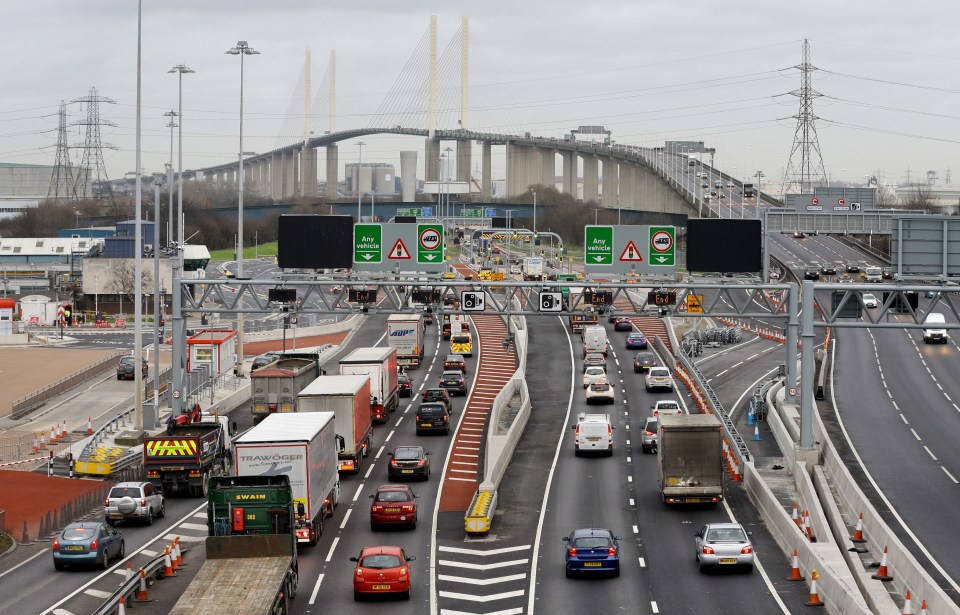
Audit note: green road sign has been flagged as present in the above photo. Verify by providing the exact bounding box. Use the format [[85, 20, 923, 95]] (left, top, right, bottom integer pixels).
[[649, 226, 675, 266], [417, 224, 443, 263], [354, 224, 382, 263], [584, 226, 614, 265]]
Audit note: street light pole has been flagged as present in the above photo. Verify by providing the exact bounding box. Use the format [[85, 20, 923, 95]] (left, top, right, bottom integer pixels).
[[530, 189, 537, 257], [163, 110, 178, 246], [134, 0, 144, 432], [168, 64, 194, 251], [226, 40, 259, 378], [356, 141, 365, 220]]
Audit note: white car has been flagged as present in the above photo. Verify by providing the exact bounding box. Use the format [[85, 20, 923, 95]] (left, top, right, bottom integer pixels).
[[583, 366, 608, 389], [510, 265, 521, 275], [862, 293, 879, 308], [651, 400, 682, 417], [645, 367, 674, 392], [585, 381, 616, 404], [726, 181, 734, 188]]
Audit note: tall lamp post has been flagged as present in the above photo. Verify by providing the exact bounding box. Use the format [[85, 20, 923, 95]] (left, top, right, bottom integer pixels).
[[168, 64, 194, 251], [530, 189, 537, 256], [226, 40, 258, 378], [356, 141, 365, 220], [133, 0, 144, 431], [162, 110, 178, 245]]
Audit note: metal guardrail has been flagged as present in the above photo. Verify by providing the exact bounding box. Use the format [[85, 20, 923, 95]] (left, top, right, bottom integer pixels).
[[75, 406, 143, 476], [11, 351, 124, 419]]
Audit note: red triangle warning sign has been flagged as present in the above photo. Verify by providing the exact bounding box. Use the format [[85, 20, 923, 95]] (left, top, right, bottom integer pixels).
[[388, 238, 411, 259], [619, 240, 643, 262]]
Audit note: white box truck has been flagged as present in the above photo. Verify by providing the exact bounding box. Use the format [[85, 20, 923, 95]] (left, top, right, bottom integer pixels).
[[523, 256, 544, 281], [658, 413, 724, 505], [339, 347, 399, 424], [234, 412, 341, 546], [297, 375, 373, 474], [387, 313, 425, 368]]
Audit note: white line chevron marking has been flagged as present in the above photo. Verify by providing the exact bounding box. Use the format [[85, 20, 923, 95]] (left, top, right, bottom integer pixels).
[[438, 590, 525, 602], [438, 558, 529, 571], [439, 544, 531, 557], [438, 573, 526, 585]]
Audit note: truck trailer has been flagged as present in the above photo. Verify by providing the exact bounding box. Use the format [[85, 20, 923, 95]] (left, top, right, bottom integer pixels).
[[168, 475, 299, 615], [339, 347, 399, 424], [387, 313, 425, 368], [234, 412, 341, 546], [657, 413, 724, 504], [250, 357, 319, 423], [297, 375, 373, 474]]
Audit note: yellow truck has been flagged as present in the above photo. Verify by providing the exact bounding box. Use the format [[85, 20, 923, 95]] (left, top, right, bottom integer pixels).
[[450, 332, 474, 357]]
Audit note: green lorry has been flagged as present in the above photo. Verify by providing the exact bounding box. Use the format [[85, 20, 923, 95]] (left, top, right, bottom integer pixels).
[[168, 475, 300, 615]]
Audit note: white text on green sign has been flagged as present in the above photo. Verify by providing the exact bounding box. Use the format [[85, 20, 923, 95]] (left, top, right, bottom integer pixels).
[[354, 224, 382, 263], [584, 226, 614, 265]]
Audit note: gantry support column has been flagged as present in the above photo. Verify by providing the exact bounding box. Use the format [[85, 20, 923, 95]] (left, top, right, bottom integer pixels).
[[582, 155, 599, 203], [561, 151, 576, 196], [425, 138, 441, 182], [325, 145, 338, 200], [602, 158, 618, 208], [271, 153, 282, 200], [539, 148, 555, 189], [482, 142, 492, 199], [456, 140, 472, 183]]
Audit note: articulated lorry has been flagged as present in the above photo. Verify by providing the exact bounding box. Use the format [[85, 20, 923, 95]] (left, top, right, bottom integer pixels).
[[387, 313, 425, 368], [297, 375, 373, 474], [168, 475, 299, 615], [251, 357, 320, 423], [658, 413, 724, 504], [234, 412, 340, 546], [144, 413, 236, 497], [339, 347, 399, 424]]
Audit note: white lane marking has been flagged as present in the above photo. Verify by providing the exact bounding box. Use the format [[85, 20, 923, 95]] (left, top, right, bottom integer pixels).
[[324, 536, 339, 562], [632, 525, 639, 534], [339, 508, 352, 529], [629, 498, 635, 506], [639, 557, 646, 568], [715, 369, 729, 377], [924, 446, 938, 461], [626, 456, 632, 463], [438, 558, 529, 571], [900, 414, 909, 424], [352, 485, 364, 502], [910, 428, 921, 441], [627, 475, 633, 483], [943, 467, 959, 484], [438, 544, 532, 556], [375, 445, 385, 459], [651, 602, 660, 614], [364, 464, 375, 479], [385, 430, 395, 442], [308, 573, 324, 604]]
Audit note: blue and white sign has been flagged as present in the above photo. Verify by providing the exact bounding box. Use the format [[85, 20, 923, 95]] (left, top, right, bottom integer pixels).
[[421, 207, 433, 217], [485, 208, 497, 217]]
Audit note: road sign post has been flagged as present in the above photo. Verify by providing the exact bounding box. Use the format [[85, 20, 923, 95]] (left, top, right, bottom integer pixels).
[[584, 226, 614, 265], [354, 224, 382, 263]]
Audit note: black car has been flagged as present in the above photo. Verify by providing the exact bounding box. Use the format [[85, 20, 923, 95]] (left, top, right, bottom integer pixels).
[[422, 388, 452, 411], [846, 261, 861, 273], [415, 403, 451, 435], [252, 352, 281, 371], [388, 446, 431, 480], [398, 373, 412, 397], [882, 267, 894, 280], [820, 263, 838, 276], [443, 354, 467, 374], [439, 370, 468, 396], [116, 356, 147, 380], [803, 266, 820, 280], [613, 317, 633, 332], [633, 351, 659, 373]]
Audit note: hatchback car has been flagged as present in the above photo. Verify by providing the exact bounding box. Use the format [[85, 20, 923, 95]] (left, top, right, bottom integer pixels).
[[583, 352, 607, 372], [388, 446, 431, 481], [563, 528, 622, 578], [369, 485, 418, 530], [438, 371, 467, 396], [585, 382, 615, 405], [862, 293, 879, 308], [645, 367, 674, 392], [803, 266, 820, 280], [116, 355, 147, 381], [625, 332, 648, 349], [651, 400, 682, 417], [633, 351, 658, 373], [641, 417, 659, 453], [694, 522, 754, 572], [351, 545, 416, 600], [397, 373, 412, 397], [421, 388, 451, 411], [583, 366, 608, 389], [415, 403, 451, 435], [882, 267, 894, 280], [53, 522, 124, 570], [443, 354, 467, 374], [104, 481, 165, 526], [613, 317, 633, 331]]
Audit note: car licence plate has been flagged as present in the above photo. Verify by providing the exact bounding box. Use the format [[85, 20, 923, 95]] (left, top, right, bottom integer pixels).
[[402, 469, 415, 474], [583, 562, 602, 567], [587, 437, 600, 442], [385, 507, 401, 513], [719, 558, 737, 564], [420, 423, 432, 427], [447, 381, 458, 385], [372, 584, 391, 590], [66, 545, 84, 551], [110, 514, 124, 519]]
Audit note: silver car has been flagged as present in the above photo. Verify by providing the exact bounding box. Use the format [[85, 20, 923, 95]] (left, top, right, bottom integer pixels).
[[640, 417, 658, 454], [105, 481, 165, 526], [694, 522, 754, 572], [644, 367, 674, 392]]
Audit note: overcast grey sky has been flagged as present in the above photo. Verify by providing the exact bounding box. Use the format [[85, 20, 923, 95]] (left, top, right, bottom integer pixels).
[[3, 1, 958, 189]]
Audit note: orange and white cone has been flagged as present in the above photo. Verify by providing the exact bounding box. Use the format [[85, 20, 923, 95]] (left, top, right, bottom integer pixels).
[[60, 421, 68, 441], [86, 418, 93, 436], [787, 548, 805, 581], [851, 512, 866, 543], [125, 562, 133, 583], [902, 590, 913, 615], [39, 433, 46, 450], [920, 599, 928, 615], [50, 424, 59, 444], [872, 546, 893, 581], [792, 502, 800, 527], [805, 568, 824, 606], [117, 594, 126, 615], [803, 511, 813, 541], [169, 542, 179, 572], [174, 537, 183, 566], [136, 567, 150, 601], [162, 546, 174, 577]]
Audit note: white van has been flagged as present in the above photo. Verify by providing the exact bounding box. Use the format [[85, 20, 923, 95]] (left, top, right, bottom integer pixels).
[[582, 325, 609, 357], [864, 266, 882, 282], [923, 312, 948, 344], [571, 413, 614, 456]]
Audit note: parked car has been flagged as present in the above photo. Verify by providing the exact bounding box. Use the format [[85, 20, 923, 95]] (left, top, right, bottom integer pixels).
[[585, 382, 615, 405], [633, 351, 658, 373], [104, 481, 165, 526], [438, 370, 467, 396], [562, 528, 622, 578], [53, 522, 125, 570], [645, 367, 674, 392], [369, 484, 418, 530], [350, 545, 416, 600], [415, 403, 451, 435], [583, 352, 607, 372], [641, 417, 658, 453], [116, 355, 148, 381], [443, 354, 467, 373], [625, 332, 648, 350], [421, 388, 451, 411], [387, 446, 431, 481], [694, 522, 754, 573], [397, 373, 412, 397], [613, 317, 633, 331]]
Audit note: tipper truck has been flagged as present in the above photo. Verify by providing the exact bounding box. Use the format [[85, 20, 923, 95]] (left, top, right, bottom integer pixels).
[[235, 412, 341, 546], [251, 357, 320, 423], [339, 347, 399, 424], [297, 375, 373, 474], [387, 313, 424, 368], [168, 475, 299, 615], [144, 413, 235, 497], [658, 413, 724, 504]]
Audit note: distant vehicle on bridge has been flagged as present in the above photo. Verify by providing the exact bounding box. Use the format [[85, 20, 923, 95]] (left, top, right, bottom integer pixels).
[[742, 183, 755, 198]]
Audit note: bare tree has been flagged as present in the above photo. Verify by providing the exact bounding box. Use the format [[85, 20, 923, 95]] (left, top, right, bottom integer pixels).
[[108, 260, 153, 315], [900, 184, 931, 211]]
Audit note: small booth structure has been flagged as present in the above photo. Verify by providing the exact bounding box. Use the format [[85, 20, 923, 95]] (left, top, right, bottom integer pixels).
[[0, 298, 15, 335], [187, 329, 238, 378]]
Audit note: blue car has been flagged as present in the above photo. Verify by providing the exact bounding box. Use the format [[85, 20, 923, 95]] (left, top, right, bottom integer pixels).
[[563, 528, 622, 577], [53, 522, 125, 570], [625, 332, 648, 350]]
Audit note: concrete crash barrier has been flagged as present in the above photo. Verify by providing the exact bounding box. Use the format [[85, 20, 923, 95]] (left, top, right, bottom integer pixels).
[[464, 488, 497, 536]]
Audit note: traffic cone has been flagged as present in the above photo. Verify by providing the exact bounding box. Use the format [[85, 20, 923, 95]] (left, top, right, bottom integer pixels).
[[902, 590, 913, 615], [39, 433, 46, 450], [117, 595, 126, 615], [792, 502, 800, 527], [804, 512, 814, 541], [86, 418, 93, 436], [170, 541, 180, 571], [753, 423, 760, 441], [747, 403, 755, 425], [872, 546, 893, 581], [135, 568, 150, 602], [787, 549, 805, 581], [31, 433, 39, 454], [60, 421, 68, 441], [162, 546, 174, 577], [851, 512, 866, 542], [174, 537, 183, 566], [50, 424, 59, 444], [920, 599, 928, 615], [805, 568, 824, 606]]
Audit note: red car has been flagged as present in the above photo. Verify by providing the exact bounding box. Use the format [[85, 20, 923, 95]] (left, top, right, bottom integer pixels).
[[369, 484, 418, 530], [351, 545, 416, 601]]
